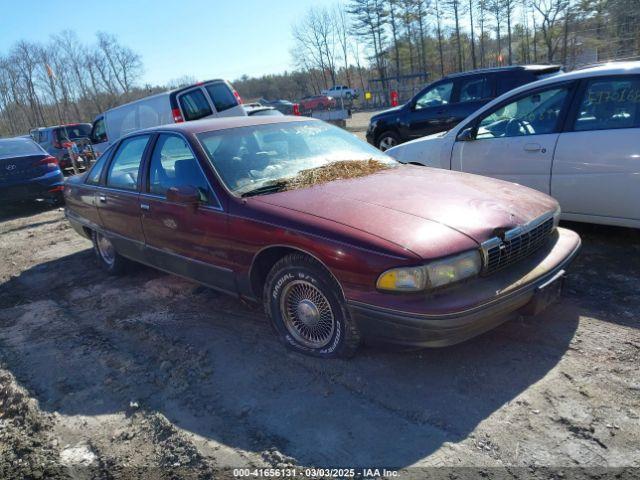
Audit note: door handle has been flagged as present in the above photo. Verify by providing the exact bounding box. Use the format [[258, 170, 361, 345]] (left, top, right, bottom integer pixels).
[[524, 143, 542, 152], [98, 195, 106, 203], [140, 203, 150, 211]]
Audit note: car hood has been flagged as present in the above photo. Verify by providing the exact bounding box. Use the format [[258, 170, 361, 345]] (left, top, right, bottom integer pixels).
[[386, 131, 450, 166], [372, 105, 405, 119], [253, 165, 557, 258]]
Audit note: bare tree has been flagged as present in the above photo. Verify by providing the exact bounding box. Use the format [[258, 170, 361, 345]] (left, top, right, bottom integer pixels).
[[444, 0, 465, 71], [533, 0, 570, 62], [469, 0, 477, 68], [334, 4, 353, 86], [433, 0, 445, 75], [348, 0, 388, 86]]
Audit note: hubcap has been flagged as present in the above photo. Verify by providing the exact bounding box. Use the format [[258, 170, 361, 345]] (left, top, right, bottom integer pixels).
[[379, 136, 397, 151], [96, 233, 115, 266], [280, 280, 335, 349]]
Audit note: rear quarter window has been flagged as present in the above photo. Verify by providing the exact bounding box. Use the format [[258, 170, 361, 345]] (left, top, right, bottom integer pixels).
[[497, 72, 531, 95], [205, 83, 238, 112], [85, 149, 112, 185]]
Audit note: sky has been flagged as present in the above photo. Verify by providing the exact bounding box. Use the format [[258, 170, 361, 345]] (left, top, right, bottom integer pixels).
[[0, 0, 338, 86]]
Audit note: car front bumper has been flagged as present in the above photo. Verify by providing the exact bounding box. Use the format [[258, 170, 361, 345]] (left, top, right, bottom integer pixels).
[[0, 170, 65, 203], [348, 227, 581, 347]]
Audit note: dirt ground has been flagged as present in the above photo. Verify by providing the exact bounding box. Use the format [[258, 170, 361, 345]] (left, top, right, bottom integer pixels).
[[0, 201, 639, 479]]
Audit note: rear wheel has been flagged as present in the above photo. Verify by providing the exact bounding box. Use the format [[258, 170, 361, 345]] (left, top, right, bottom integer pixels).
[[92, 231, 128, 275], [264, 253, 361, 358], [377, 131, 400, 151]]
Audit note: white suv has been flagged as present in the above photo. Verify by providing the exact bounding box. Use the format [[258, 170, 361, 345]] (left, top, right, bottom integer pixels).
[[387, 62, 640, 229]]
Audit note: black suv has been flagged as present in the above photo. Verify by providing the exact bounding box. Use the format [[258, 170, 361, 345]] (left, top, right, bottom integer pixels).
[[366, 65, 562, 151]]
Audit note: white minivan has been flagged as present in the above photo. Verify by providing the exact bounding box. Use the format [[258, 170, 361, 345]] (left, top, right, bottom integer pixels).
[[89, 79, 246, 156], [387, 62, 640, 229]]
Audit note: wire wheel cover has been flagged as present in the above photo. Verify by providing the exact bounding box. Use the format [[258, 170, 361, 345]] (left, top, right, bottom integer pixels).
[[280, 280, 335, 348]]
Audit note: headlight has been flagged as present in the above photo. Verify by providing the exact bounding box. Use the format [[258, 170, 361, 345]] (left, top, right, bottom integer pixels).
[[376, 250, 482, 292], [376, 266, 427, 292], [425, 250, 482, 288], [553, 205, 561, 228], [367, 120, 378, 132]]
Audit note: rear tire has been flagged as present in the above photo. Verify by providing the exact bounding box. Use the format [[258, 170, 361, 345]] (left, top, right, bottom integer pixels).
[[377, 131, 400, 151], [92, 230, 128, 275], [264, 253, 361, 359]]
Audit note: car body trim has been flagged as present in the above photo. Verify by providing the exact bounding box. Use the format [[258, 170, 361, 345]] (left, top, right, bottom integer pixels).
[[479, 210, 555, 268], [226, 212, 412, 261], [248, 244, 347, 300], [348, 236, 581, 320]]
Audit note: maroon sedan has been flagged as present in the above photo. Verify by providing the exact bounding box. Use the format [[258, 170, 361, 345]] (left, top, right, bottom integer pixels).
[[64, 116, 581, 358]]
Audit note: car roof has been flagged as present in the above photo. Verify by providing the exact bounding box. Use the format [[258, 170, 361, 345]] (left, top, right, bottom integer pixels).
[[445, 64, 562, 79], [33, 123, 92, 131], [136, 115, 315, 136], [0, 136, 37, 143], [490, 61, 640, 99]]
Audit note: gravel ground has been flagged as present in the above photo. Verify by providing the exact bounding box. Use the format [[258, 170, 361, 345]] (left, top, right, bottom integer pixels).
[[0, 202, 639, 479]]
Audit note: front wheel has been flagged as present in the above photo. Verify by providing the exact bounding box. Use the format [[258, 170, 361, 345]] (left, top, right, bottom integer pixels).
[[92, 231, 128, 275], [264, 253, 361, 358], [377, 131, 400, 151]]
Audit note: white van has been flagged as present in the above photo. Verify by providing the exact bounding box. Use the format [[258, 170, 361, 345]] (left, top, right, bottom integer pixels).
[[89, 79, 246, 155]]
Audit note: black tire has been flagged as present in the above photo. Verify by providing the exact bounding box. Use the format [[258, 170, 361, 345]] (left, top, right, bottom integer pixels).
[[91, 230, 128, 275], [264, 253, 361, 358], [377, 131, 400, 152]]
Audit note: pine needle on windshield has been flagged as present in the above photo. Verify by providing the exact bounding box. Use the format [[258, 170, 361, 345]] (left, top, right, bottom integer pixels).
[[283, 159, 391, 191]]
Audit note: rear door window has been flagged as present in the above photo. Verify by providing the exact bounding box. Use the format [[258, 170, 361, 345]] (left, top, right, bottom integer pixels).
[[179, 89, 213, 121], [458, 76, 493, 103], [106, 135, 150, 191], [55, 125, 91, 142], [205, 83, 239, 112], [572, 77, 640, 131], [497, 73, 525, 95]]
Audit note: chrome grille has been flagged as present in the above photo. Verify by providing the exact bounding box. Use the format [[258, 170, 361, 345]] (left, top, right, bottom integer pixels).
[[482, 214, 555, 275]]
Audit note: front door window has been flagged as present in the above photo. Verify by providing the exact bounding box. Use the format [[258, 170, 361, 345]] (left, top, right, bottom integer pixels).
[[476, 87, 570, 139], [414, 81, 454, 110], [148, 134, 214, 204]]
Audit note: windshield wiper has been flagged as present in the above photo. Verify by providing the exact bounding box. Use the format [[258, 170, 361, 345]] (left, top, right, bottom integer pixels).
[[239, 180, 288, 198]]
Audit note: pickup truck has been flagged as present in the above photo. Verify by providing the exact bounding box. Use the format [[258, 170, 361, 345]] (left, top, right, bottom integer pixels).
[[321, 85, 358, 99]]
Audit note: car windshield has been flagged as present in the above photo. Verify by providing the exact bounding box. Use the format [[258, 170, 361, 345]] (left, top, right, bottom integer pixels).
[[0, 139, 42, 158], [197, 121, 396, 195], [55, 125, 91, 141]]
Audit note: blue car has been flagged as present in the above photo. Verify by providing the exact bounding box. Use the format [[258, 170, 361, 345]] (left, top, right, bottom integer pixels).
[[0, 137, 65, 205]]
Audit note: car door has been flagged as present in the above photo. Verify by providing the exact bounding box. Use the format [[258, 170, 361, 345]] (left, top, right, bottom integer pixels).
[[552, 75, 640, 224], [405, 79, 455, 138], [450, 82, 575, 193], [203, 81, 246, 118], [178, 87, 214, 122], [139, 133, 235, 292], [96, 134, 152, 261]]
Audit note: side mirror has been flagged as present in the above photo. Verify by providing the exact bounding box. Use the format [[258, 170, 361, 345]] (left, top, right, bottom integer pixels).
[[166, 185, 201, 207], [457, 127, 476, 142]]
